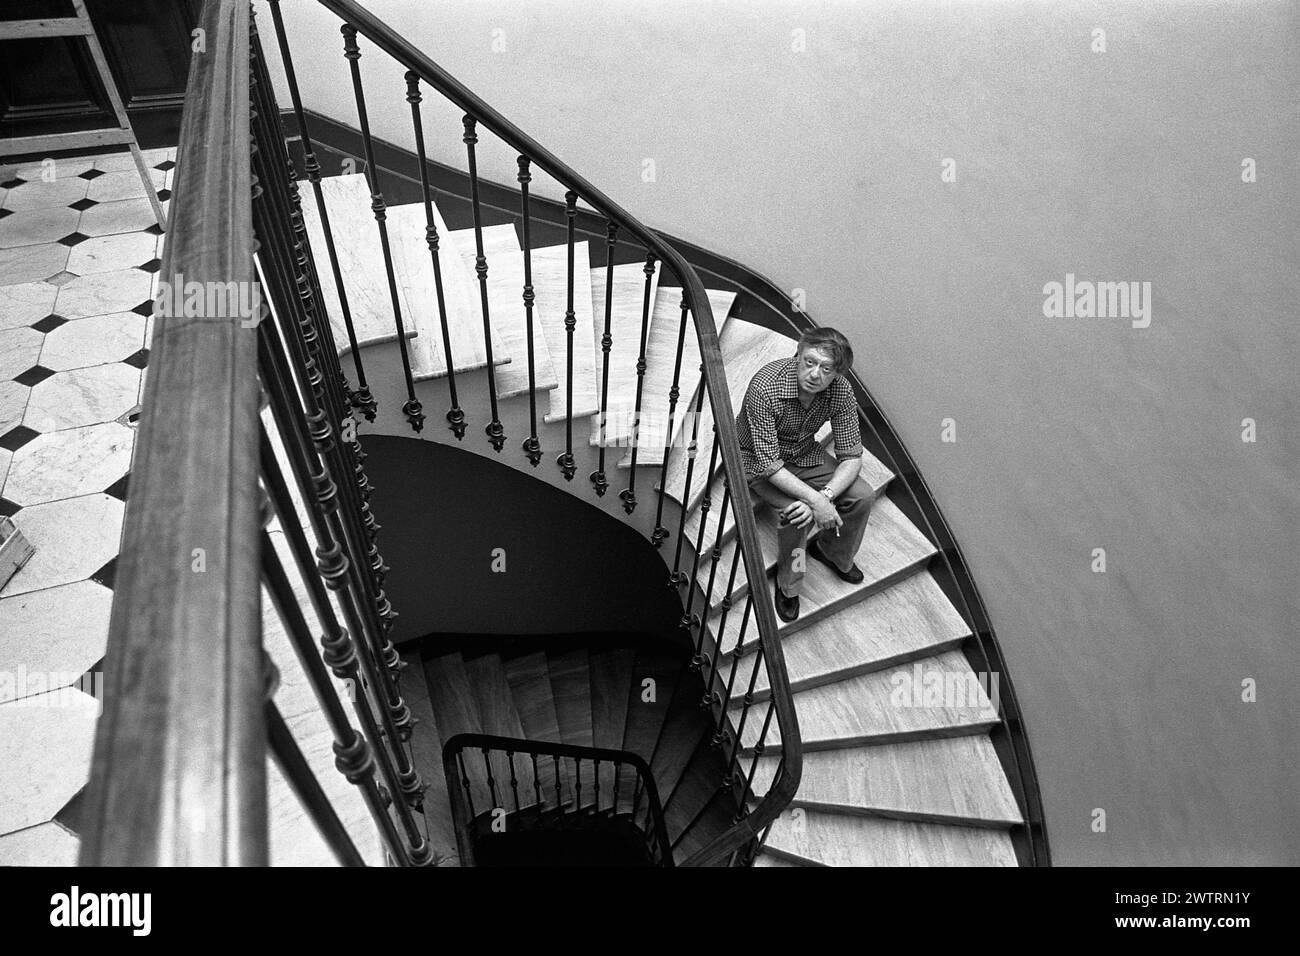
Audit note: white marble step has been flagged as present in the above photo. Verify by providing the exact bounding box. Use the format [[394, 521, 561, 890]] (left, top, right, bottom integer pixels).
[[708, 496, 938, 654], [762, 808, 1018, 866], [297, 174, 416, 357], [747, 736, 1023, 828], [616, 288, 738, 469], [390, 205, 512, 382], [586, 261, 660, 448], [730, 649, 1000, 752], [525, 240, 599, 423], [752, 852, 805, 866], [725, 570, 970, 702], [656, 320, 797, 510]]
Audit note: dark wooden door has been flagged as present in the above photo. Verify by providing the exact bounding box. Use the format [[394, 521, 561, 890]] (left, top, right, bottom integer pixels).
[[1, 0, 202, 150]]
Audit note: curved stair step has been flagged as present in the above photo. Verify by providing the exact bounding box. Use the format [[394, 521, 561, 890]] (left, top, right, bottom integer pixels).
[[725, 570, 970, 702], [589, 646, 635, 811], [463, 652, 532, 810], [298, 174, 417, 356], [423, 651, 494, 814], [546, 648, 596, 808], [672, 789, 737, 864], [503, 650, 571, 804], [656, 319, 796, 509], [761, 809, 1018, 866], [391, 205, 514, 382], [586, 261, 660, 448], [399, 648, 459, 864], [710, 496, 938, 654], [747, 736, 1023, 829], [753, 852, 804, 866], [731, 649, 1000, 752], [648, 668, 714, 807], [529, 241, 599, 423]]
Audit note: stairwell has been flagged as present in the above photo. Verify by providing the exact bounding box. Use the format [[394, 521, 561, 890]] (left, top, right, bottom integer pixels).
[[286, 164, 1026, 866]]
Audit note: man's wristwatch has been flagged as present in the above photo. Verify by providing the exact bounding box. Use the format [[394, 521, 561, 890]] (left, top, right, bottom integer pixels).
[[820, 486, 836, 503]]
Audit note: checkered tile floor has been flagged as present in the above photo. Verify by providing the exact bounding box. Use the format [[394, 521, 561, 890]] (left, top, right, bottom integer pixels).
[[0, 146, 175, 865]]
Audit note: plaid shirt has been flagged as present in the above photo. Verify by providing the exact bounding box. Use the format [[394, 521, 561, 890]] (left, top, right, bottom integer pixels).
[[736, 357, 863, 483]]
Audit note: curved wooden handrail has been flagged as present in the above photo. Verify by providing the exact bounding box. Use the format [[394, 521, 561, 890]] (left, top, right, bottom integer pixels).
[[78, 0, 266, 865], [313, 0, 801, 867]]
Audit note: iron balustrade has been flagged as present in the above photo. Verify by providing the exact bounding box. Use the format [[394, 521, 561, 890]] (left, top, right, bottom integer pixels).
[[442, 734, 674, 867]]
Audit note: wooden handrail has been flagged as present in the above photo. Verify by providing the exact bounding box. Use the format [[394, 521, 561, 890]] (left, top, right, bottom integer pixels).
[[78, 0, 265, 865], [313, 0, 802, 866]]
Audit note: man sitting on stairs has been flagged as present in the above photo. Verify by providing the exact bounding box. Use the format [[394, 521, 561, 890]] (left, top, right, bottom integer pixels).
[[736, 327, 871, 622]]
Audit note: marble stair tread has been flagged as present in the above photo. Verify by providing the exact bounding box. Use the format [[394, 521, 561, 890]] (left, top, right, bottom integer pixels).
[[528, 240, 599, 423], [422, 652, 493, 813], [725, 571, 971, 702], [616, 288, 737, 468], [747, 736, 1023, 828], [681, 444, 893, 559], [546, 648, 595, 808], [399, 649, 459, 864], [731, 649, 1000, 752], [648, 667, 713, 808], [588, 646, 635, 811], [298, 174, 417, 356], [762, 808, 1018, 866], [709, 496, 938, 654], [390, 206, 512, 381], [661, 743, 727, 848], [657, 320, 796, 508], [585, 261, 661, 448], [753, 852, 804, 866], [463, 652, 533, 811], [671, 788, 737, 864], [503, 650, 571, 805], [620, 650, 685, 810]]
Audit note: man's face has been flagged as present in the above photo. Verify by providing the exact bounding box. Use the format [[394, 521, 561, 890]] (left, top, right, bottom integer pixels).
[[795, 345, 838, 394]]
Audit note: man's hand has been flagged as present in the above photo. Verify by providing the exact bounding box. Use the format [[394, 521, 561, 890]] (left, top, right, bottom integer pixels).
[[781, 496, 842, 532]]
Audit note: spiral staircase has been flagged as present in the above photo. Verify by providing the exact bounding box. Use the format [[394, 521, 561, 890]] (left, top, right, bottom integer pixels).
[[77, 0, 1048, 867]]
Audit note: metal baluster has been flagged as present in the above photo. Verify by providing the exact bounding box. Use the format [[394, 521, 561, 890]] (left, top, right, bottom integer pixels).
[[574, 755, 583, 812], [715, 596, 750, 748], [611, 760, 622, 815], [619, 252, 657, 513], [553, 754, 562, 813], [252, 136, 414, 756], [724, 620, 763, 788], [461, 115, 505, 450], [593, 758, 601, 812], [340, 23, 424, 431], [457, 750, 476, 820], [481, 748, 498, 811], [530, 752, 542, 809], [507, 751, 520, 813], [405, 71, 465, 439], [517, 156, 542, 465], [556, 191, 578, 480], [669, 374, 708, 586], [684, 429, 723, 668], [652, 293, 692, 547], [591, 221, 617, 495], [265, 0, 373, 419], [702, 479, 734, 702]]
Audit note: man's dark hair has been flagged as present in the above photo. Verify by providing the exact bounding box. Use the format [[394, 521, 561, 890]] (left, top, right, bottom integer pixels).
[[796, 327, 854, 374]]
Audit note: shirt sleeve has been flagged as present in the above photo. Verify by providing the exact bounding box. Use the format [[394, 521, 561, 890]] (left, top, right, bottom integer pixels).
[[742, 376, 786, 481], [829, 380, 864, 461]]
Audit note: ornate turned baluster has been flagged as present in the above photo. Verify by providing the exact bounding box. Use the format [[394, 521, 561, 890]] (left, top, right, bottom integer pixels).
[[461, 115, 505, 451], [457, 750, 476, 821], [701, 477, 733, 701], [340, 23, 424, 432], [556, 191, 579, 480], [669, 372, 707, 587], [590, 221, 617, 495], [682, 428, 722, 668], [652, 293, 692, 547], [481, 748, 498, 812], [619, 252, 657, 513], [530, 752, 542, 810], [553, 755, 562, 813], [265, 0, 374, 419], [506, 750, 520, 813], [517, 156, 542, 465], [406, 72, 466, 439]]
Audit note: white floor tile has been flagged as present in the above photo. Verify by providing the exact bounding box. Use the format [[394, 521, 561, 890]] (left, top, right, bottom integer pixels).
[[76, 198, 158, 238], [3, 423, 133, 505], [53, 269, 152, 320], [39, 311, 145, 372], [65, 232, 156, 277], [0, 380, 28, 437], [0, 177, 89, 213], [0, 581, 113, 693], [0, 494, 123, 598], [0, 326, 43, 380], [0, 689, 100, 833], [23, 364, 141, 433], [0, 243, 70, 287], [85, 169, 166, 204], [0, 208, 80, 250], [0, 822, 80, 865]]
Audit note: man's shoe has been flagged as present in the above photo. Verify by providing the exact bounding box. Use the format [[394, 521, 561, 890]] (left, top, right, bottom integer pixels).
[[774, 582, 800, 622], [807, 538, 865, 585]]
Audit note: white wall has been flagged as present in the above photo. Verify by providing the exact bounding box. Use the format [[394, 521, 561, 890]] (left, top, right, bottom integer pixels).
[[259, 0, 1300, 865]]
